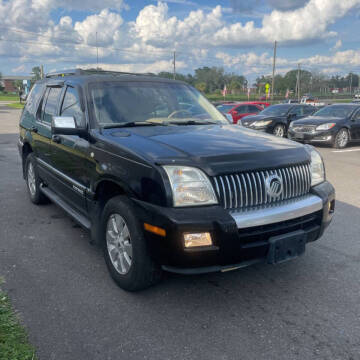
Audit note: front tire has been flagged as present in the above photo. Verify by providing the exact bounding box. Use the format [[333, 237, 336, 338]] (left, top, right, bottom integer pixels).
[[102, 195, 162, 291], [333, 128, 349, 149], [25, 153, 48, 204], [273, 124, 286, 137]]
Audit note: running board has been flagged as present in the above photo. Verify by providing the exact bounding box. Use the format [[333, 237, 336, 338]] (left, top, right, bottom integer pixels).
[[40, 185, 91, 230]]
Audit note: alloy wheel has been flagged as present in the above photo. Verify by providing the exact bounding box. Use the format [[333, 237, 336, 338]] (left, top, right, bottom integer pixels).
[[27, 162, 36, 197], [274, 125, 285, 137], [337, 129, 348, 148], [106, 214, 133, 275]]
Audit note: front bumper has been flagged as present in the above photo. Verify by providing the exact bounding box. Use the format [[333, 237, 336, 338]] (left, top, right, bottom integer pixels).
[[288, 129, 334, 143], [132, 181, 335, 274]]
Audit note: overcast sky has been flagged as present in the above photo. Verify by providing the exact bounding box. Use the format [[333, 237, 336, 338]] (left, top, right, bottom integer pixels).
[[1, 0, 360, 82]]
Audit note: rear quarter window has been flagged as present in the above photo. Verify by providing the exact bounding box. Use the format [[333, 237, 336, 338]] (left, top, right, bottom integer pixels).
[[24, 83, 45, 116], [43, 87, 62, 123]]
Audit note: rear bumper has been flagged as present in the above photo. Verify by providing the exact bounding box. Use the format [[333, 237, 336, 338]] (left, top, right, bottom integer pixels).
[[132, 181, 335, 273]]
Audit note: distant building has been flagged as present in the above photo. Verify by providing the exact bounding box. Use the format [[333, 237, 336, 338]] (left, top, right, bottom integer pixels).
[[0, 75, 32, 93]]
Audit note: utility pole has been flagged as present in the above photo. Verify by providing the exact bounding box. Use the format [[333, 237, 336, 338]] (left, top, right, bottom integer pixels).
[[271, 40, 277, 103], [173, 51, 176, 80], [96, 31, 99, 66], [350, 73, 353, 96], [297, 63, 301, 102]]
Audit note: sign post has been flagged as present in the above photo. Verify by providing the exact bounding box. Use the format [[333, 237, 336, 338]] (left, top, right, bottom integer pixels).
[[265, 83, 270, 100]]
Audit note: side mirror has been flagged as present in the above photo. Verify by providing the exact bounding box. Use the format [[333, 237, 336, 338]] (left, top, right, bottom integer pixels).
[[232, 110, 238, 115], [51, 116, 87, 136], [224, 113, 233, 123], [288, 113, 296, 120]]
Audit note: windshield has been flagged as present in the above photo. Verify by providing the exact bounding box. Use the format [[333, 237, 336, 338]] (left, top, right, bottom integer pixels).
[[313, 105, 358, 118], [216, 104, 235, 113], [260, 104, 292, 116], [90, 81, 227, 126]]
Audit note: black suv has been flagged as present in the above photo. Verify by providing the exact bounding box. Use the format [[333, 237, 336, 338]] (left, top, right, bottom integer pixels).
[[18, 69, 335, 291]]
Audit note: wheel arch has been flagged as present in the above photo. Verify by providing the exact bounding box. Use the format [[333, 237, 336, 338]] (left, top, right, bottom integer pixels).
[[90, 178, 135, 246], [22, 142, 33, 178]]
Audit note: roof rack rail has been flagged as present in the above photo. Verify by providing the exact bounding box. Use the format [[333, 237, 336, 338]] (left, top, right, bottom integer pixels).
[[45, 68, 157, 78]]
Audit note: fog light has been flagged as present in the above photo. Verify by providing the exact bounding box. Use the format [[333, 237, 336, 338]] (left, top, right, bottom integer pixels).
[[184, 232, 212, 248]]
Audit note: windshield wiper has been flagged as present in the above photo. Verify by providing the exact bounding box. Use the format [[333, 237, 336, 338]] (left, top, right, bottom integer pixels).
[[167, 119, 219, 125], [102, 121, 166, 129]]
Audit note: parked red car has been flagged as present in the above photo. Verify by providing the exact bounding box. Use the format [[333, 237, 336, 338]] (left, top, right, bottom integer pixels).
[[247, 101, 270, 109], [216, 102, 265, 124]]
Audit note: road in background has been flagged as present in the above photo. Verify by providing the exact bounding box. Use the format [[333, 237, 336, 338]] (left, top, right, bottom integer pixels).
[[1, 107, 359, 360]]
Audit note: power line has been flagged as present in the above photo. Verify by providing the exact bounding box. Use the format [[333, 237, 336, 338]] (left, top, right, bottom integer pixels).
[[173, 51, 176, 80]]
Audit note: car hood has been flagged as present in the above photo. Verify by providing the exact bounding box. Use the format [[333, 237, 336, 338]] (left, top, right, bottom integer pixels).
[[241, 114, 283, 125], [99, 124, 310, 176], [292, 116, 346, 125]]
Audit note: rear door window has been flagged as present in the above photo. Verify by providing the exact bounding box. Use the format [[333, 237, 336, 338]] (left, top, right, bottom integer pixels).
[[303, 106, 315, 115], [248, 105, 261, 113], [291, 106, 304, 116], [43, 87, 62, 124], [235, 105, 248, 114]]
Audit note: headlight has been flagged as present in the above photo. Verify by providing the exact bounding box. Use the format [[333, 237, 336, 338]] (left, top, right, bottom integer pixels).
[[316, 123, 336, 131], [305, 145, 325, 186], [163, 166, 218, 207], [253, 120, 273, 127]]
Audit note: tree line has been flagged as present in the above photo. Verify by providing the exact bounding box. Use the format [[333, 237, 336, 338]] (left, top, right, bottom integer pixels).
[[158, 67, 246, 94], [159, 67, 360, 95]]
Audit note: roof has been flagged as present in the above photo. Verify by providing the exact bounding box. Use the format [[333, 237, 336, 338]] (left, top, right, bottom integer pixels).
[[330, 103, 360, 106], [43, 68, 183, 86]]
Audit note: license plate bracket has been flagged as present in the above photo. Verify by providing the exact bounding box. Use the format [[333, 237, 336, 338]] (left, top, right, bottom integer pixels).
[[294, 133, 304, 139], [267, 230, 306, 264]]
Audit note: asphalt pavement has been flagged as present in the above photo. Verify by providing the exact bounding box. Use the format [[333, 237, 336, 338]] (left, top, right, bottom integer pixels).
[[1, 106, 360, 360]]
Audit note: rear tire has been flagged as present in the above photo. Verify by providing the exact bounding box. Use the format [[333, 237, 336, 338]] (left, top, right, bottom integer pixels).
[[273, 124, 286, 137], [333, 128, 349, 149], [25, 153, 48, 204], [101, 195, 162, 291]]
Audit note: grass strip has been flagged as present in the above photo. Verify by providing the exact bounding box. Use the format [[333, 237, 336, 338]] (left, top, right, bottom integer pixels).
[[0, 286, 37, 360], [6, 103, 25, 109]]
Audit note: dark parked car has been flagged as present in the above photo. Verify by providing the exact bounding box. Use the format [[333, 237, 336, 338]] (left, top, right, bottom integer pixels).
[[216, 102, 264, 124], [241, 104, 316, 137], [18, 69, 335, 291], [288, 103, 360, 148]]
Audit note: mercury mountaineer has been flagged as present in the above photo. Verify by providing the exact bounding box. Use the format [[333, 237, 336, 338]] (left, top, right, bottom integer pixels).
[[18, 69, 335, 291]]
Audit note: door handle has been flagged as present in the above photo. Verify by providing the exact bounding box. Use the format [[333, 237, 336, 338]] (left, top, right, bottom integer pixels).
[[52, 135, 61, 143], [31, 126, 38, 133]]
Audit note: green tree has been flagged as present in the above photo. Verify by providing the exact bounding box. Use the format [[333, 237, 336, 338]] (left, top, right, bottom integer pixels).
[[14, 80, 23, 90], [195, 82, 206, 93], [158, 71, 190, 83], [31, 66, 42, 81], [194, 67, 226, 93]]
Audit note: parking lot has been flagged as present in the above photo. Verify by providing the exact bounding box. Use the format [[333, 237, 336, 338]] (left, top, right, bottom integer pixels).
[[1, 106, 360, 359]]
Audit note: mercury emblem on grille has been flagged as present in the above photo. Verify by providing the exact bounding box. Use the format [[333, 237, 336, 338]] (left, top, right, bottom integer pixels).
[[265, 174, 283, 198]]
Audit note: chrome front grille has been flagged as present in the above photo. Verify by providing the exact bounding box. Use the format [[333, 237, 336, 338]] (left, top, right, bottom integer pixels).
[[212, 164, 311, 210], [292, 125, 316, 133]]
